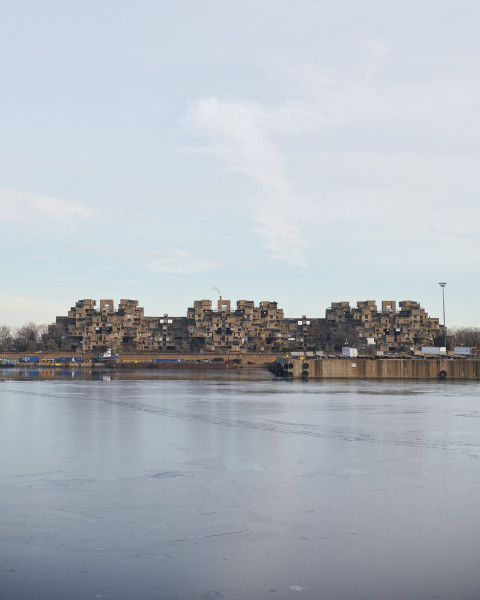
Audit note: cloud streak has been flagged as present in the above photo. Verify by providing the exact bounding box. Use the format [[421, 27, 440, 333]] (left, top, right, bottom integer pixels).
[[186, 97, 313, 268], [140, 249, 219, 274], [0, 189, 103, 222]]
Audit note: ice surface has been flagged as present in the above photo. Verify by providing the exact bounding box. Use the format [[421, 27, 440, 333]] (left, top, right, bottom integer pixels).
[[1, 371, 480, 599]]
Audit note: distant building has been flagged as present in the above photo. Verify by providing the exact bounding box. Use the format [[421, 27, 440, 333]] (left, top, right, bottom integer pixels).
[[54, 299, 189, 353], [51, 297, 442, 354], [323, 300, 441, 352], [186, 297, 291, 352]]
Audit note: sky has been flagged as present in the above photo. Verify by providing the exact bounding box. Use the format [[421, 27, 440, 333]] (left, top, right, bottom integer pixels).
[[1, 0, 479, 329]]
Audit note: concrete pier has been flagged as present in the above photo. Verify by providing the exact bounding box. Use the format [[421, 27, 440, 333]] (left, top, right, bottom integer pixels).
[[275, 357, 480, 380]]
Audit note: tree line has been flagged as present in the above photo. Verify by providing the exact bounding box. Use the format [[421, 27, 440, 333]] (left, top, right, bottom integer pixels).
[[0, 323, 66, 353], [447, 327, 480, 349]]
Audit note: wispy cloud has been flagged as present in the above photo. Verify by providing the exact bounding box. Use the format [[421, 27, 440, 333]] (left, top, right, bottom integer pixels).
[[269, 45, 480, 143], [140, 249, 219, 274], [31, 254, 56, 261], [0, 189, 104, 221], [186, 97, 314, 268], [56, 276, 86, 282], [60, 244, 219, 275]]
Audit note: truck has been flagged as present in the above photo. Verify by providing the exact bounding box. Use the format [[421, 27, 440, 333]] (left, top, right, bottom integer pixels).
[[342, 347, 358, 358]]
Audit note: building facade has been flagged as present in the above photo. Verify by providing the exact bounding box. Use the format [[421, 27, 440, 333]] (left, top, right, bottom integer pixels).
[[55, 299, 189, 353], [52, 297, 442, 354], [323, 300, 441, 353], [186, 297, 292, 352]]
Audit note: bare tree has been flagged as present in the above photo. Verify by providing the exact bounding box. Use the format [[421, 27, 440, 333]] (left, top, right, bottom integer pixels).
[[45, 338, 59, 352], [38, 324, 49, 337], [0, 325, 12, 351], [449, 327, 480, 349], [41, 322, 67, 352], [14, 322, 40, 353]]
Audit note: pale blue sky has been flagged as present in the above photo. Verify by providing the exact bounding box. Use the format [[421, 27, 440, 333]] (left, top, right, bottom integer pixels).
[[1, 0, 478, 327]]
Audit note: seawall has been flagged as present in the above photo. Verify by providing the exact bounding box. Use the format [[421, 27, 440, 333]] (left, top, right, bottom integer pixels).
[[277, 358, 480, 380]]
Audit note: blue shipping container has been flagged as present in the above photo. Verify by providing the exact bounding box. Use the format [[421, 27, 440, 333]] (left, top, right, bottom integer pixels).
[[152, 358, 184, 363]]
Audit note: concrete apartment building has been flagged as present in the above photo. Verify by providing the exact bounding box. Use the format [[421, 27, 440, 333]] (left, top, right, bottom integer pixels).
[[187, 298, 291, 352], [323, 300, 442, 353], [53, 297, 442, 354], [57, 299, 189, 353]]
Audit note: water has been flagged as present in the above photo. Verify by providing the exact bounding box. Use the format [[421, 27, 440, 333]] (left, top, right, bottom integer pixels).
[[1, 370, 479, 599]]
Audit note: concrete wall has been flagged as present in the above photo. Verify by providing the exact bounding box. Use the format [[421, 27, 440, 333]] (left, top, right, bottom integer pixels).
[[281, 358, 480, 379]]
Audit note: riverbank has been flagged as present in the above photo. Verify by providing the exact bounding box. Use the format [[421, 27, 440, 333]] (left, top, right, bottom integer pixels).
[[3, 352, 278, 367]]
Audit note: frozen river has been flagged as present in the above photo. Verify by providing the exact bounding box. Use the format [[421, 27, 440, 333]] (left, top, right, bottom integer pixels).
[[1, 370, 480, 600]]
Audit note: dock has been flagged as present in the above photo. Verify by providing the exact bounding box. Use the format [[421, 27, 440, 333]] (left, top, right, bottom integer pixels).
[[273, 356, 480, 380]]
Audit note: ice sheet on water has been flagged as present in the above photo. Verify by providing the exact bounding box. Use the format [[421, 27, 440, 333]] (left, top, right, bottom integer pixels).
[[1, 376, 480, 600]]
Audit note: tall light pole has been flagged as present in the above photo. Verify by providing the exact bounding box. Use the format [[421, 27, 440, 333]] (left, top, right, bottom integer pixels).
[[439, 282, 447, 350]]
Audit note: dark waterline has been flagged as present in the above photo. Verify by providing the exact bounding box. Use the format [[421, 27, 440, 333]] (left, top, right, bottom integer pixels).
[[1, 370, 480, 599]]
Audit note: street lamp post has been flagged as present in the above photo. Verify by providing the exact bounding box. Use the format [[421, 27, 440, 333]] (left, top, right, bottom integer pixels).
[[439, 282, 447, 350]]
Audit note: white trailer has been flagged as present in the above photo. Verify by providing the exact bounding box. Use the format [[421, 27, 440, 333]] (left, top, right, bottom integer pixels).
[[421, 347, 446, 355], [342, 347, 358, 357], [454, 347, 477, 356]]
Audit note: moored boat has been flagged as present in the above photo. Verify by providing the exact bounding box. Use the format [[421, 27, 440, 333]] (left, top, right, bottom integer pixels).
[[0, 357, 17, 367]]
